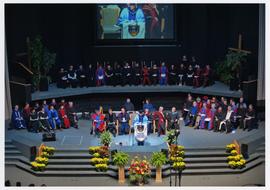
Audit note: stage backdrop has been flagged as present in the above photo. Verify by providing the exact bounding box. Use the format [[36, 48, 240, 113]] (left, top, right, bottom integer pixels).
[[5, 4, 260, 82]]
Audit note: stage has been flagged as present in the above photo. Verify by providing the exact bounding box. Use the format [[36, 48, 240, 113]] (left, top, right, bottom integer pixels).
[[5, 120, 264, 151], [31, 81, 242, 101]]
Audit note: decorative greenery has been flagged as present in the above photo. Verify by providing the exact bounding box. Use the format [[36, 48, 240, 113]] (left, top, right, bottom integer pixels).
[[30, 35, 56, 90], [150, 152, 167, 168], [214, 50, 248, 84], [164, 130, 177, 145], [128, 156, 151, 185], [100, 131, 112, 146], [113, 151, 129, 167]]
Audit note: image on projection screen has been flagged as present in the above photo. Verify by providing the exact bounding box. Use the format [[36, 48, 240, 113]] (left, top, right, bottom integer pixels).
[[97, 4, 174, 40]]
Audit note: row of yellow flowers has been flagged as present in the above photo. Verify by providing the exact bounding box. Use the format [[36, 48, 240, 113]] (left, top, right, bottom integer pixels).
[[89, 146, 110, 172], [169, 145, 186, 170]]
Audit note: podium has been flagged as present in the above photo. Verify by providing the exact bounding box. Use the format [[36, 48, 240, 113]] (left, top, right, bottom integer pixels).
[[121, 22, 145, 39]]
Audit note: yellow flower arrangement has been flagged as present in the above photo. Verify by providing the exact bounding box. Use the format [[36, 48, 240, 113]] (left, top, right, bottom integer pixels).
[[42, 146, 55, 155], [40, 151, 50, 158], [89, 146, 101, 154], [172, 161, 186, 170], [93, 152, 100, 158], [35, 156, 49, 165], [177, 145, 185, 151], [95, 163, 108, 171], [170, 156, 184, 162], [226, 144, 246, 169], [31, 161, 46, 171], [90, 157, 109, 165], [230, 150, 238, 156]]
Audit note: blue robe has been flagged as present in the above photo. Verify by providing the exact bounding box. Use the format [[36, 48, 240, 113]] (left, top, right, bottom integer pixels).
[[143, 103, 155, 112], [48, 109, 61, 129], [118, 7, 145, 25], [11, 110, 26, 129], [199, 107, 207, 129], [185, 106, 197, 126], [133, 114, 148, 127]]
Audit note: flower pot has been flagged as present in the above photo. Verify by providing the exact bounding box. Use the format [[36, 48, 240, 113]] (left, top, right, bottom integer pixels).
[[155, 167, 162, 183], [118, 166, 125, 184]]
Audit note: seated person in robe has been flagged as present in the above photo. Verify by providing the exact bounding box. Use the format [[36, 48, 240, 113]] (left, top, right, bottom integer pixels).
[[143, 98, 155, 112], [186, 65, 194, 86], [38, 107, 52, 131], [185, 101, 197, 127], [105, 108, 118, 137], [182, 93, 193, 120], [96, 65, 106, 86], [48, 105, 62, 130], [11, 105, 26, 129], [29, 108, 41, 133], [243, 104, 256, 131], [117, 107, 130, 135], [67, 65, 78, 88], [219, 105, 235, 133], [58, 105, 70, 129], [57, 67, 68, 88], [92, 107, 106, 136], [77, 65, 87, 87], [117, 4, 145, 25], [202, 64, 212, 87], [193, 65, 201, 88], [67, 101, 79, 129]]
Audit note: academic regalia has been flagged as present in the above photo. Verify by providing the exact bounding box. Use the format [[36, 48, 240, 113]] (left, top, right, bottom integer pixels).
[[153, 111, 166, 136], [77, 68, 87, 87], [193, 67, 201, 88], [117, 112, 130, 135], [57, 70, 68, 88], [166, 111, 180, 130], [48, 109, 61, 130], [237, 106, 246, 129], [67, 68, 78, 88], [11, 109, 26, 129], [159, 66, 168, 85], [145, 111, 153, 134], [59, 108, 70, 129], [143, 103, 155, 112], [185, 105, 197, 126], [142, 67, 151, 85], [122, 65, 132, 86], [38, 111, 51, 131], [209, 108, 216, 130], [178, 66, 186, 85], [168, 66, 178, 85], [186, 67, 194, 86], [219, 110, 235, 133], [96, 67, 106, 86], [29, 111, 41, 133], [196, 107, 207, 129], [22, 107, 31, 131], [213, 110, 225, 131], [86, 66, 96, 87], [182, 99, 193, 120], [42, 104, 49, 115], [133, 65, 141, 86], [244, 109, 256, 131], [202, 66, 211, 87], [150, 66, 159, 85], [124, 102, 135, 111], [92, 113, 106, 134], [105, 113, 117, 136], [114, 66, 123, 86], [105, 67, 114, 86], [133, 114, 148, 127], [67, 106, 78, 128]]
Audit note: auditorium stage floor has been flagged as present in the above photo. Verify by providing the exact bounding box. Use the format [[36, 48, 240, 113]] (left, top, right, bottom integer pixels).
[[31, 81, 242, 101], [5, 120, 264, 151]]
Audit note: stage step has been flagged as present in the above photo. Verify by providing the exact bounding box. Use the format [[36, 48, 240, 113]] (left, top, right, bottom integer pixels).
[[5, 150, 22, 156], [5, 144, 17, 150]]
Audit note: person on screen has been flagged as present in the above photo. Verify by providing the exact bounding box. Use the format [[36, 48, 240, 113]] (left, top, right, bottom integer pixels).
[[117, 4, 145, 25], [142, 4, 161, 38]]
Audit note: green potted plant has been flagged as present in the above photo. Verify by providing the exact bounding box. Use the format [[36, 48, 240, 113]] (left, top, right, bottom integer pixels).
[[30, 35, 56, 91], [100, 131, 112, 147], [214, 50, 248, 88], [164, 130, 177, 146], [112, 151, 129, 184], [150, 152, 167, 183]]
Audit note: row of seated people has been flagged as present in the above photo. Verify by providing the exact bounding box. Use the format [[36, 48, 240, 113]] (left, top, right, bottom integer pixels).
[[11, 99, 79, 132], [5, 180, 46, 187], [57, 56, 214, 89], [182, 94, 256, 133]]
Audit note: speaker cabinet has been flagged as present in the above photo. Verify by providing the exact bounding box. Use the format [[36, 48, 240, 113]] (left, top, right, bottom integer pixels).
[[242, 80, 257, 105]]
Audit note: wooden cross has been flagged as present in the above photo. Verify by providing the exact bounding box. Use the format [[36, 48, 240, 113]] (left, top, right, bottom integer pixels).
[[228, 34, 251, 54]]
